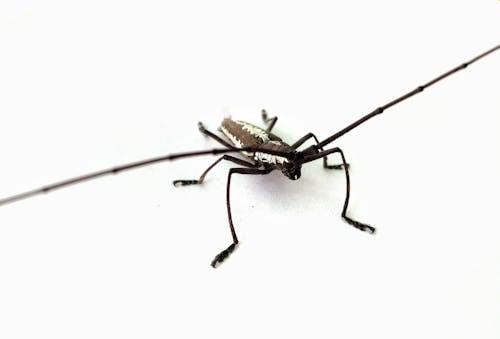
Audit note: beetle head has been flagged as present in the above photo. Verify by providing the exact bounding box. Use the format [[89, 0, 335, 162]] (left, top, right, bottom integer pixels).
[[280, 151, 304, 180]]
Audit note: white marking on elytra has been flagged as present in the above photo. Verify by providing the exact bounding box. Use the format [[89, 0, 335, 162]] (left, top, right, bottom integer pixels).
[[220, 120, 289, 165], [220, 125, 243, 148], [235, 121, 271, 143], [254, 152, 288, 165], [220, 125, 253, 156]]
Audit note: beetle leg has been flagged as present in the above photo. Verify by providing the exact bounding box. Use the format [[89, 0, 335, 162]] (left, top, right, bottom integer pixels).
[[211, 167, 272, 268], [302, 147, 375, 234], [261, 109, 278, 132], [197, 121, 234, 148], [172, 155, 256, 187], [291, 133, 348, 170]]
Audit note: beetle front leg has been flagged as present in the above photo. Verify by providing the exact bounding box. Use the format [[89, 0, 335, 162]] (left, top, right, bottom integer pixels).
[[211, 167, 272, 268], [302, 147, 375, 234], [292, 133, 348, 170]]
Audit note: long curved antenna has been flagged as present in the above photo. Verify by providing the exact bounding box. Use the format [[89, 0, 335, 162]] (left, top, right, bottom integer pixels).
[[315, 44, 500, 149], [0, 147, 291, 207]]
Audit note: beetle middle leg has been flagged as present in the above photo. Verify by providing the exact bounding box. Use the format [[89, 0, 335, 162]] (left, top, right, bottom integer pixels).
[[172, 155, 257, 186], [292, 133, 348, 170], [211, 167, 272, 268]]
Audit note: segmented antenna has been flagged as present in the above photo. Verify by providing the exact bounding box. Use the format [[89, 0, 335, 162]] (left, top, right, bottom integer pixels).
[[0, 147, 292, 206], [315, 44, 500, 148], [1, 44, 498, 207]]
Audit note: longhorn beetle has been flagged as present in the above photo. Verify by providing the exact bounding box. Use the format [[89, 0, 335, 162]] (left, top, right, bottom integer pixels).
[[1, 45, 498, 267]]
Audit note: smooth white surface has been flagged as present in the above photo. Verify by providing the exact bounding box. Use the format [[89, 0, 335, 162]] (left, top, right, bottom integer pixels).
[[0, 1, 499, 338]]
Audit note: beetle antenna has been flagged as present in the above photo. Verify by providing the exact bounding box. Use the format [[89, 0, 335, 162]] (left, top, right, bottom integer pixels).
[[0, 146, 292, 207], [315, 44, 500, 149]]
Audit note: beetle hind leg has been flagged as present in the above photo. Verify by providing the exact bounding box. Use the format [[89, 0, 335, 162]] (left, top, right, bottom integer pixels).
[[261, 109, 278, 132], [197, 122, 233, 148]]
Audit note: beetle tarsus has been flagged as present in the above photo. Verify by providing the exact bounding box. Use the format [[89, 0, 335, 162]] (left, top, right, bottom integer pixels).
[[261, 109, 268, 121], [343, 215, 376, 234], [325, 163, 349, 170], [211, 243, 238, 268], [198, 121, 206, 133], [172, 179, 199, 187]]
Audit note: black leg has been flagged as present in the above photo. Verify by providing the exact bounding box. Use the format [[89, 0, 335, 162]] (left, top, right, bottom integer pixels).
[[261, 109, 278, 132], [172, 155, 256, 187], [211, 167, 272, 268], [302, 147, 375, 234], [334, 148, 375, 234], [291, 133, 347, 170], [198, 122, 234, 148]]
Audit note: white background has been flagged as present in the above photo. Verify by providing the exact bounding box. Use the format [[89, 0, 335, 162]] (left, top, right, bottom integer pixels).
[[0, 1, 499, 338]]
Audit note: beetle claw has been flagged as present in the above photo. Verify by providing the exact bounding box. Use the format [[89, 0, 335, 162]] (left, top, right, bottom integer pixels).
[[211, 243, 238, 268]]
